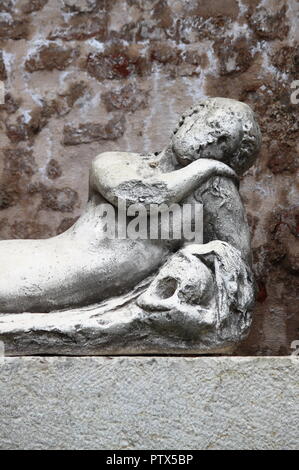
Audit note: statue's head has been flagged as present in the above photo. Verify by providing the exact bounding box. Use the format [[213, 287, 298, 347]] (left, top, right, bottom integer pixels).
[[171, 97, 261, 175]]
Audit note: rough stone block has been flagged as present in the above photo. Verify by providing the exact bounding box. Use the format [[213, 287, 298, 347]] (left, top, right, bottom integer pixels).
[[0, 357, 298, 450]]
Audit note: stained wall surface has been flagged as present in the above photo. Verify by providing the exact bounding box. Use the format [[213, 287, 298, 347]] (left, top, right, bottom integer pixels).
[[0, 0, 298, 355]]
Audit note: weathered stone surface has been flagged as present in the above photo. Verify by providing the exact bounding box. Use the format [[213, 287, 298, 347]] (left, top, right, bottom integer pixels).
[[213, 37, 256, 76], [21, 0, 48, 14], [0, 185, 15, 210], [56, 216, 79, 234], [0, 147, 36, 211], [63, 114, 125, 144], [0, 93, 20, 114], [25, 43, 79, 72], [0, 52, 7, 81], [46, 159, 62, 180], [0, 357, 298, 450], [0, 240, 254, 355], [61, 0, 97, 13], [0, 13, 29, 39], [5, 82, 88, 143], [0, 0, 14, 13], [62, 81, 89, 109], [29, 184, 79, 212], [42, 81, 88, 118], [171, 98, 261, 175], [150, 43, 181, 65], [86, 45, 149, 80], [249, 5, 289, 40], [3, 147, 36, 181], [0, 99, 258, 357], [149, 43, 205, 77], [49, 13, 108, 41], [271, 45, 299, 76], [102, 84, 148, 112], [6, 107, 47, 142], [9, 220, 50, 239]]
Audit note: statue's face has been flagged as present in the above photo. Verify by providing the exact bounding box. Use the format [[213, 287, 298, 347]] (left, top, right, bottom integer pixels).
[[171, 100, 244, 167]]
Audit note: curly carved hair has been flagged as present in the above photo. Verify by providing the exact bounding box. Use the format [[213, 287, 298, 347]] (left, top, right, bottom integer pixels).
[[171, 97, 262, 175]]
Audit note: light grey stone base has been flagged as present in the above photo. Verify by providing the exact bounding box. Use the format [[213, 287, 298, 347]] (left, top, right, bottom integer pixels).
[[0, 357, 298, 450]]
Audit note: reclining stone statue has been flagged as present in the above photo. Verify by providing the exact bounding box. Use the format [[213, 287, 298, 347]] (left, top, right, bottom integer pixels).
[[0, 97, 261, 355]]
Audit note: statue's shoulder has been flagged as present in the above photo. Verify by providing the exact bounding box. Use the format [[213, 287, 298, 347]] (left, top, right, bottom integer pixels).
[[93, 151, 140, 166], [92, 151, 159, 179], [195, 173, 240, 204]]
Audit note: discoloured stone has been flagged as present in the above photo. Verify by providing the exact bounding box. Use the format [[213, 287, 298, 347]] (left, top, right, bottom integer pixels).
[[3, 147, 36, 180], [0, 186, 14, 210], [61, 0, 97, 13], [6, 107, 47, 143], [10, 220, 50, 239], [21, 0, 48, 14], [46, 159, 62, 180], [214, 37, 256, 76], [63, 114, 126, 145], [49, 13, 108, 41], [0, 93, 20, 114], [86, 45, 149, 81], [249, 5, 289, 40], [56, 216, 79, 234], [25, 43, 79, 72], [38, 186, 79, 212], [271, 45, 299, 76], [0, 14, 29, 39], [102, 84, 148, 112], [0, 52, 7, 81]]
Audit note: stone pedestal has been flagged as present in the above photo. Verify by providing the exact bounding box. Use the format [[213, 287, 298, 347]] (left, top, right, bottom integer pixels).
[[0, 357, 298, 450]]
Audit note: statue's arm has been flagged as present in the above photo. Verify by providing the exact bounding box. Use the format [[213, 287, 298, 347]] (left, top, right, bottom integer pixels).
[[137, 177, 254, 316], [196, 175, 252, 265], [91, 152, 237, 211]]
